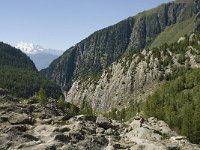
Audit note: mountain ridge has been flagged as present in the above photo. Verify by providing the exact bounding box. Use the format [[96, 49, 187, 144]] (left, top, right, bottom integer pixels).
[[41, 0, 200, 90]]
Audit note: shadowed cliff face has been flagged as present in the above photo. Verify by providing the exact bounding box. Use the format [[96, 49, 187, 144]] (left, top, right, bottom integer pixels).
[[41, 0, 200, 90]]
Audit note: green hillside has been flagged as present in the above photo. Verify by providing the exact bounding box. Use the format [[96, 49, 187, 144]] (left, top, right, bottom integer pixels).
[[150, 17, 195, 48], [0, 42, 62, 98], [143, 67, 200, 143]]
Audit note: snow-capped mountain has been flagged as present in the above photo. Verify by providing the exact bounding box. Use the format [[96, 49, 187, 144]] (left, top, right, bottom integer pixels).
[[15, 42, 63, 70], [16, 42, 62, 55]]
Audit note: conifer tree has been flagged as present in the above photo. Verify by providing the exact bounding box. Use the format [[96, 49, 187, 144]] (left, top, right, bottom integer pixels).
[[181, 104, 193, 141], [37, 88, 47, 105], [57, 95, 65, 109]]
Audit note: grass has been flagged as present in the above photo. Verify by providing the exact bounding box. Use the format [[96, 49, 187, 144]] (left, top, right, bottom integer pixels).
[[150, 17, 195, 48]]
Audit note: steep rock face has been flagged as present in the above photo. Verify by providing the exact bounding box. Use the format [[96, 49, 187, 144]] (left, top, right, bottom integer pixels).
[[42, 0, 200, 89], [42, 18, 134, 88], [66, 34, 200, 111]]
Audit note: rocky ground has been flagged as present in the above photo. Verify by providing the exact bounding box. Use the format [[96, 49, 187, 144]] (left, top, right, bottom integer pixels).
[[0, 93, 199, 150]]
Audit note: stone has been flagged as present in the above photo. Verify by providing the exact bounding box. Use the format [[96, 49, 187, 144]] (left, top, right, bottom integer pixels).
[[60, 113, 75, 121], [96, 115, 112, 129], [96, 127, 105, 134], [105, 128, 114, 135], [0, 142, 13, 150], [54, 134, 71, 143], [0, 115, 8, 122], [8, 125, 27, 132], [42, 118, 54, 124], [22, 134, 39, 141], [8, 112, 34, 125], [104, 145, 115, 150], [69, 130, 85, 143], [170, 136, 187, 141], [166, 143, 180, 150], [15, 141, 42, 149], [59, 125, 70, 132]]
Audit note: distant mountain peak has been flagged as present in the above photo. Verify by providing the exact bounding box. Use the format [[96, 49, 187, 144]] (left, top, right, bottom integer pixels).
[[15, 42, 44, 55], [15, 42, 63, 55], [15, 42, 64, 70]]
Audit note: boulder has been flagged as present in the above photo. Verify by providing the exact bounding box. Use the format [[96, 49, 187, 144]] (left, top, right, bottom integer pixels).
[[92, 135, 108, 147], [69, 130, 85, 143], [126, 123, 162, 142], [33, 125, 59, 142], [8, 112, 34, 125], [15, 141, 61, 150], [96, 115, 112, 129], [60, 113, 75, 121], [59, 125, 70, 132], [15, 141, 42, 149], [166, 143, 180, 150], [105, 128, 114, 135], [0, 115, 8, 122], [22, 134, 39, 141], [8, 125, 27, 132], [73, 115, 97, 122], [42, 118, 54, 124], [130, 143, 166, 150], [170, 136, 187, 141], [54, 134, 71, 143], [96, 127, 105, 134]]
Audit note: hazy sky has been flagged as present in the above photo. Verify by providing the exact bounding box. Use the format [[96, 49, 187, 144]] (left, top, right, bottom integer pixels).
[[0, 0, 172, 51]]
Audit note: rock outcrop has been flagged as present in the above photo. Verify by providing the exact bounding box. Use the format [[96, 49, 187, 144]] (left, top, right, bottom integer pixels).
[[66, 33, 200, 111], [0, 94, 199, 150]]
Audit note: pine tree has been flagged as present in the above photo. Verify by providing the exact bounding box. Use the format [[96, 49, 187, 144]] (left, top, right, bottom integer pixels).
[[57, 95, 65, 109], [120, 108, 126, 121], [80, 100, 93, 115], [37, 88, 47, 105], [193, 93, 200, 143], [181, 104, 193, 141]]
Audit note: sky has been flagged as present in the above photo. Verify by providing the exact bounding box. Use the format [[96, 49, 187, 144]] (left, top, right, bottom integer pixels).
[[0, 0, 172, 51]]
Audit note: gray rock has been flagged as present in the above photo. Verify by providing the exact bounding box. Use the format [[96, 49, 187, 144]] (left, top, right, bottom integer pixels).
[[69, 130, 85, 143], [8, 112, 34, 125], [96, 115, 112, 129], [105, 128, 114, 135], [0, 142, 13, 150], [54, 134, 71, 143], [22, 134, 39, 141], [0, 115, 8, 122], [75, 115, 97, 122], [96, 127, 105, 134], [166, 143, 180, 150], [59, 125, 70, 132], [8, 125, 27, 132], [42, 118, 54, 124], [170, 136, 187, 141], [60, 113, 75, 121]]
